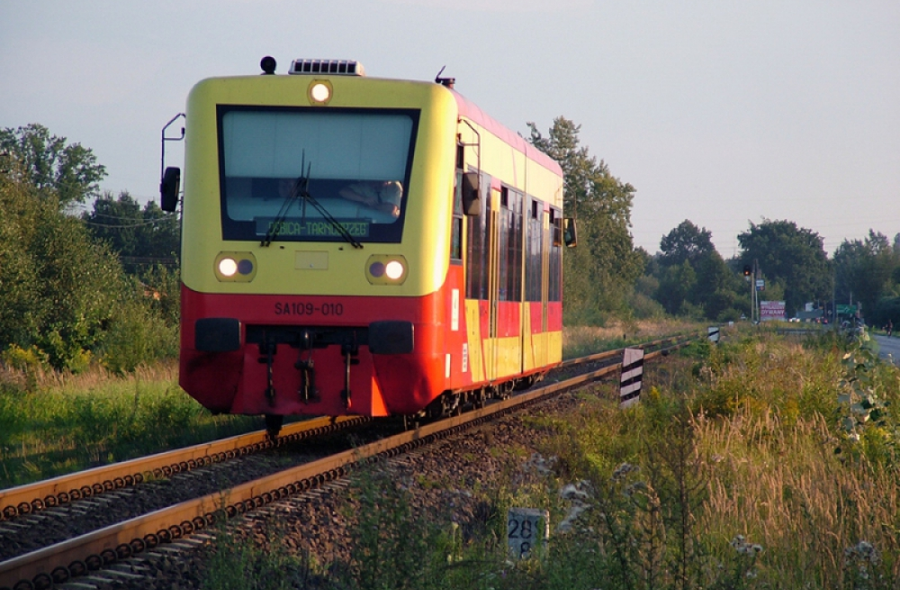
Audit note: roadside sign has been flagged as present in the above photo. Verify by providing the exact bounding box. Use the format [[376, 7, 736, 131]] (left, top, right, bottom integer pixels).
[[760, 301, 786, 321]]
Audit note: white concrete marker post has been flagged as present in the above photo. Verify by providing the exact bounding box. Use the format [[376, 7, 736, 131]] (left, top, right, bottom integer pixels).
[[507, 507, 549, 560]]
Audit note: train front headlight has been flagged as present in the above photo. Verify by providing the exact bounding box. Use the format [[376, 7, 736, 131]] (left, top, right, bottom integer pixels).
[[308, 80, 333, 105], [366, 255, 407, 285], [385, 260, 404, 280], [218, 258, 238, 277], [215, 252, 257, 282]]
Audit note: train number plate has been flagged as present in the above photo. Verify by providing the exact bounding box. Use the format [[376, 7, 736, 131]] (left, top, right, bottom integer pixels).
[[274, 301, 344, 316]]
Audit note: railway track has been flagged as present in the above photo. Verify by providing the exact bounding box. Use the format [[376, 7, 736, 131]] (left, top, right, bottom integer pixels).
[[0, 415, 367, 524], [0, 333, 696, 589]]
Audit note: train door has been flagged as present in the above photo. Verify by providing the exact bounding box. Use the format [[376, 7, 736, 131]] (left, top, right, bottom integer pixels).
[[538, 207, 551, 367], [465, 172, 495, 384], [498, 186, 525, 378], [524, 198, 550, 370]]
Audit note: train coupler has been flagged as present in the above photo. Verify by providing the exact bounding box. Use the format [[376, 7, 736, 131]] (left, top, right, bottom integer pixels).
[[258, 341, 277, 405], [340, 342, 358, 409], [295, 356, 319, 403]]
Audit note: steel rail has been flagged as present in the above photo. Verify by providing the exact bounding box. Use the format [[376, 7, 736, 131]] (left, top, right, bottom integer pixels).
[[0, 335, 697, 589], [0, 415, 366, 522], [559, 334, 694, 368]]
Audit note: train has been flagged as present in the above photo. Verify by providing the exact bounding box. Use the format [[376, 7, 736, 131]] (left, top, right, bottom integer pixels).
[[160, 57, 576, 435]]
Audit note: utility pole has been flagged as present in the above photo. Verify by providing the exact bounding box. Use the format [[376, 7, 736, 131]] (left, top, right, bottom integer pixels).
[[743, 263, 753, 321], [743, 261, 760, 323], [752, 259, 759, 323]]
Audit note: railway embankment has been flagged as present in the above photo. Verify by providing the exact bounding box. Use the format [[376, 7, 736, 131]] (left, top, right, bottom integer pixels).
[[185, 328, 900, 589], [4, 327, 898, 588]]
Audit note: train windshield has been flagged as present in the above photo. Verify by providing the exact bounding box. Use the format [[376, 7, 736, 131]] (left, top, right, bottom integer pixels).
[[217, 106, 418, 243]]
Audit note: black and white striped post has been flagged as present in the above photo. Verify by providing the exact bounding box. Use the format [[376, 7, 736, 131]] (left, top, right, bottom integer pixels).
[[619, 347, 644, 408], [708, 326, 720, 343]]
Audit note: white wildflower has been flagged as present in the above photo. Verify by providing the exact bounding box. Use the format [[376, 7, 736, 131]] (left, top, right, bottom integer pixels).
[[844, 540, 880, 565], [560, 480, 593, 501], [623, 481, 647, 497], [731, 535, 764, 556], [612, 462, 639, 481], [556, 504, 591, 533], [526, 452, 558, 476]]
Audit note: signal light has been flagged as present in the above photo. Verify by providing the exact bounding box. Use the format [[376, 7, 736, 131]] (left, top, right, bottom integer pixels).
[[743, 265, 752, 276]]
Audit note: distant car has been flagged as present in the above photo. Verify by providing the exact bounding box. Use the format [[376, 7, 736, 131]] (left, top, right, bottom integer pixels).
[[789, 317, 800, 323]]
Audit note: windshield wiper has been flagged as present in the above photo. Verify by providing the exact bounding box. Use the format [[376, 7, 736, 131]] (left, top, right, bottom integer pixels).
[[260, 159, 363, 249], [298, 183, 364, 250], [260, 174, 302, 247]]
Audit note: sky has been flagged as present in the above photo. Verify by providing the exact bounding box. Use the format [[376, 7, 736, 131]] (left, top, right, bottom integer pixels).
[[2, 0, 898, 257]]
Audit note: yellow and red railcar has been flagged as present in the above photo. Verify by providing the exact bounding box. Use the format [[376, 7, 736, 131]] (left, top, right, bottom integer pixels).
[[162, 58, 574, 433]]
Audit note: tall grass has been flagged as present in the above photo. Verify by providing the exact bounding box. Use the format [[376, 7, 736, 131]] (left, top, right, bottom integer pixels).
[[0, 362, 259, 488], [542, 330, 900, 588], [199, 327, 900, 589], [563, 318, 702, 358]]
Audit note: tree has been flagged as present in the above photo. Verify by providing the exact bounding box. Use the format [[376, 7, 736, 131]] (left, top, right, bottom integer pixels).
[[528, 117, 643, 323], [0, 171, 124, 370], [82, 191, 180, 272], [83, 191, 142, 255], [0, 174, 43, 348], [737, 220, 831, 315], [659, 220, 715, 268], [656, 260, 697, 315], [649, 220, 747, 320], [689, 249, 744, 319], [1, 125, 180, 374], [833, 231, 897, 317], [0, 123, 106, 207]]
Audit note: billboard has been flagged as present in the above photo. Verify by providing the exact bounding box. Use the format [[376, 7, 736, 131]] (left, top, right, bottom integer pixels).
[[760, 301, 786, 321]]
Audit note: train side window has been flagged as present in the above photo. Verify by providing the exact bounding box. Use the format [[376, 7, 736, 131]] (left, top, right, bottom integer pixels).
[[550, 209, 562, 247], [525, 197, 543, 302], [499, 187, 510, 301], [451, 172, 463, 262], [465, 173, 489, 299], [451, 217, 463, 261], [503, 188, 523, 302], [549, 206, 562, 302]]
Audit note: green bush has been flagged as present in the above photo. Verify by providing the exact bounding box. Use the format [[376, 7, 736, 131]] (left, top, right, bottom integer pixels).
[[101, 297, 178, 374], [1, 171, 127, 371]]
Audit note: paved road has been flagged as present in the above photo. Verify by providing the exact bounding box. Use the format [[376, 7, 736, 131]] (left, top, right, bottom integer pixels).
[[872, 334, 900, 365]]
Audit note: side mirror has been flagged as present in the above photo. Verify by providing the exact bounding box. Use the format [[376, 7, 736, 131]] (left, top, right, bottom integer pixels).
[[564, 217, 577, 248], [160, 166, 181, 212], [461, 172, 480, 216]]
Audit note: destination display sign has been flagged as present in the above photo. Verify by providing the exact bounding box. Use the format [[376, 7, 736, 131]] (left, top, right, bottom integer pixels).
[[256, 218, 370, 238]]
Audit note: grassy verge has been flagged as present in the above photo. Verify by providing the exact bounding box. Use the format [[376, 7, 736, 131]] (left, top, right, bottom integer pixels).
[[0, 362, 259, 488], [199, 327, 900, 589], [563, 318, 703, 358]]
